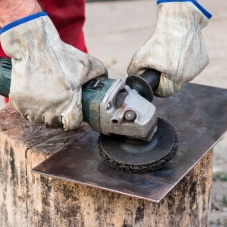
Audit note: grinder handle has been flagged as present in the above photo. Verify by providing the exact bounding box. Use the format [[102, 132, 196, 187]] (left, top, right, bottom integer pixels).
[[125, 69, 161, 102], [140, 69, 161, 91]]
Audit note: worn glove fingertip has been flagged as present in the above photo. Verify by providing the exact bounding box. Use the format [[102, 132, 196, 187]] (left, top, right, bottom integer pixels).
[[60, 92, 83, 131], [127, 61, 141, 77], [61, 111, 83, 131], [155, 74, 175, 98]]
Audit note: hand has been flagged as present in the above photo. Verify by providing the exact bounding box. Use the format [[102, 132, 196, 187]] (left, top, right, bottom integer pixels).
[[128, 1, 212, 97], [0, 13, 107, 130]]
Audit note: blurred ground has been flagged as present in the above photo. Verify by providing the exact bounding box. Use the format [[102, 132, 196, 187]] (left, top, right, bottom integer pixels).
[[1, 0, 227, 225]]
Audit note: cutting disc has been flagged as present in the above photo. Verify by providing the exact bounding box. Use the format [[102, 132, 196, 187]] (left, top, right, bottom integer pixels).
[[98, 118, 178, 173]]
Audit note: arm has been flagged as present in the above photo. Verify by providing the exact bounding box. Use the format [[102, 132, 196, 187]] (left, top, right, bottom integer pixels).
[[0, 0, 42, 27]]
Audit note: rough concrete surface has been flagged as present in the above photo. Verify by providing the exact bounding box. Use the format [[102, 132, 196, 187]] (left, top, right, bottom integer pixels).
[[0, 0, 226, 225]]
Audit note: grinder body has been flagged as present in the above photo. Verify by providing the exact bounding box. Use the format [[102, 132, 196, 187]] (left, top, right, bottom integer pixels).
[[0, 58, 11, 97], [0, 57, 158, 140], [0, 58, 178, 173]]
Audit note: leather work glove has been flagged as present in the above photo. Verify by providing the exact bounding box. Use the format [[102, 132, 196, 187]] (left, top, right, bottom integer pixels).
[[0, 12, 107, 130], [128, 0, 212, 97]]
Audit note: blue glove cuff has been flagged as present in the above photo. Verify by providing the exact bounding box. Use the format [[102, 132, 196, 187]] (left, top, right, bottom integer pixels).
[[157, 0, 212, 19], [0, 12, 48, 35]]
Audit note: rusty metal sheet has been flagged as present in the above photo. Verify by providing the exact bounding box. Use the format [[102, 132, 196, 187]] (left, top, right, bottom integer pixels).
[[33, 83, 227, 203]]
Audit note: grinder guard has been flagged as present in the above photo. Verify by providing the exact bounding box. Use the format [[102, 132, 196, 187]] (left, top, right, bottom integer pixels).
[[99, 80, 158, 141]]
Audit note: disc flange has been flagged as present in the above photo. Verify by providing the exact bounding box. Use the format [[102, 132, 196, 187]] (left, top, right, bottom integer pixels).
[[98, 118, 178, 173]]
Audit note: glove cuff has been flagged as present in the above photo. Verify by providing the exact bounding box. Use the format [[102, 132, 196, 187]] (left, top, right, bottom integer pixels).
[[157, 0, 212, 19], [0, 12, 47, 34]]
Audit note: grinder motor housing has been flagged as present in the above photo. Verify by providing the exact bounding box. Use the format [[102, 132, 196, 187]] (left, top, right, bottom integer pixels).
[[0, 57, 158, 141]]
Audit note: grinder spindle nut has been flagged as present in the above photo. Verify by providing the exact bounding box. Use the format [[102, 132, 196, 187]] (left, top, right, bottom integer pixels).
[[124, 110, 136, 122]]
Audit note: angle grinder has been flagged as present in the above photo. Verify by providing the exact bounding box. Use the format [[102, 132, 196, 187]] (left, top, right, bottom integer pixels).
[[0, 57, 177, 173]]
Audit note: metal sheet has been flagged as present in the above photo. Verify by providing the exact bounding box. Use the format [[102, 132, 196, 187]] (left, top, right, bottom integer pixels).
[[33, 83, 227, 202]]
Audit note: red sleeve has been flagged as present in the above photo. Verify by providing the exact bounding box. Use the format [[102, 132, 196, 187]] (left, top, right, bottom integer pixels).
[[43, 0, 87, 53], [0, 46, 10, 58]]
